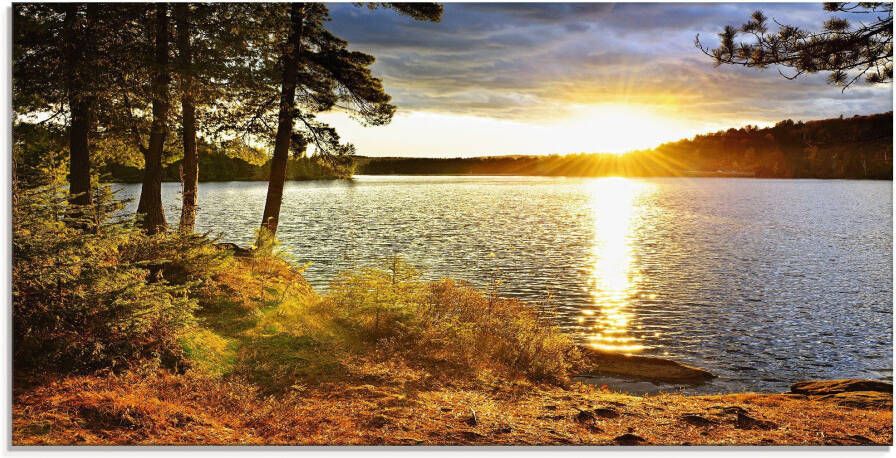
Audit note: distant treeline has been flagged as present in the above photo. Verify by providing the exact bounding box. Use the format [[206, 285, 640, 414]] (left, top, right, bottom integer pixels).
[[13, 122, 349, 184], [106, 151, 344, 183], [79, 111, 894, 182], [358, 112, 893, 179]]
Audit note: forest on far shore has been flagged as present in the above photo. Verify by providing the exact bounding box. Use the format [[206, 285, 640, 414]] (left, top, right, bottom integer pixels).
[[359, 112, 893, 179], [16, 111, 891, 183]]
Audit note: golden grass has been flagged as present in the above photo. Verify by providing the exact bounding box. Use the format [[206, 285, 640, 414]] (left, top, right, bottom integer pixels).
[[181, 254, 581, 392], [12, 254, 893, 446], [13, 370, 892, 445]]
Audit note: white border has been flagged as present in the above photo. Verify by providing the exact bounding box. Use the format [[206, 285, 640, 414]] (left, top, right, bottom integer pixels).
[[1, 1, 893, 457]]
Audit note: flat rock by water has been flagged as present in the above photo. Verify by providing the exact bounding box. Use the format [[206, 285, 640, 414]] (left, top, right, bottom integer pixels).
[[215, 242, 253, 257], [819, 391, 893, 409], [790, 379, 893, 396], [575, 347, 715, 384]]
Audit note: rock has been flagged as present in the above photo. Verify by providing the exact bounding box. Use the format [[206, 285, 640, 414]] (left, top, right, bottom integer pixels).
[[575, 347, 715, 384], [594, 407, 620, 419], [680, 414, 717, 426], [494, 426, 512, 434], [709, 405, 748, 416], [458, 431, 484, 442], [848, 435, 876, 445], [613, 433, 648, 445], [575, 409, 596, 423], [216, 242, 253, 257], [734, 412, 778, 430], [464, 409, 478, 427], [824, 434, 880, 445], [367, 415, 390, 428], [396, 437, 425, 445], [790, 379, 893, 396], [819, 391, 893, 409]]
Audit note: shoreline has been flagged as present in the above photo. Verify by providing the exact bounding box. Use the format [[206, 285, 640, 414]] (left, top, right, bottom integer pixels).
[[105, 174, 895, 184], [12, 371, 892, 446], [11, 241, 891, 446], [573, 348, 893, 396]]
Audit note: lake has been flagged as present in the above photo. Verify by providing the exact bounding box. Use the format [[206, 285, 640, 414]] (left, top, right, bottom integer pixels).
[[115, 176, 893, 393]]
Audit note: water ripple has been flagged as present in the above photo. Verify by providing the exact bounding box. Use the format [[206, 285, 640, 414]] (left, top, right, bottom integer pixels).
[[114, 176, 893, 392]]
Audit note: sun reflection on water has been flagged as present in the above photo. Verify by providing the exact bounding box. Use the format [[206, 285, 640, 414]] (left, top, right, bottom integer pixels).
[[584, 177, 650, 354]]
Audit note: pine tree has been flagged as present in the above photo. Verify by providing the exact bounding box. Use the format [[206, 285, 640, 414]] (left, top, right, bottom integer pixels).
[[175, 4, 198, 232], [243, 3, 443, 241], [697, 2, 892, 90], [135, 3, 171, 234], [13, 4, 107, 213]]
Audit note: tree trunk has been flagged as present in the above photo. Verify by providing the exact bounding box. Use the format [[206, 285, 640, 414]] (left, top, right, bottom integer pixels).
[[68, 96, 92, 206], [259, 3, 306, 240], [63, 4, 93, 210], [175, 3, 198, 233], [137, 3, 170, 234]]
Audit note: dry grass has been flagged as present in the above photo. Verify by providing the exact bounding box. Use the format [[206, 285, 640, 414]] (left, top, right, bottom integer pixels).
[[13, 370, 892, 446], [179, 255, 581, 393], [13, 255, 893, 446], [312, 261, 580, 385]]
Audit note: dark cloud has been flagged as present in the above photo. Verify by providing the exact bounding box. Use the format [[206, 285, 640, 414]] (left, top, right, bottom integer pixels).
[[324, 3, 892, 125], [459, 3, 616, 22]]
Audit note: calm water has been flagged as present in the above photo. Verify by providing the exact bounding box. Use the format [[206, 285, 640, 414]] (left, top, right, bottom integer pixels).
[[115, 176, 893, 393]]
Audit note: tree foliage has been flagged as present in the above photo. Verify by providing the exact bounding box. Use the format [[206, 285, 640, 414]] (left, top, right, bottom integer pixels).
[[14, 2, 442, 237], [697, 2, 893, 89], [224, 3, 421, 170], [11, 161, 207, 372]]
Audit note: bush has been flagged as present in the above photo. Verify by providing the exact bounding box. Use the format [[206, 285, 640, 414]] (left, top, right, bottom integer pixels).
[[12, 183, 206, 373], [12, 153, 574, 386], [316, 258, 579, 384], [322, 257, 426, 341], [424, 279, 578, 382]]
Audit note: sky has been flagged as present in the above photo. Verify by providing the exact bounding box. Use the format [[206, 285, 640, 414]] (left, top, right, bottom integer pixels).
[[320, 2, 893, 157]]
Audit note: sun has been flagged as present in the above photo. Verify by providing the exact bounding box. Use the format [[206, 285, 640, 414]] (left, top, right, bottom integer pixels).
[[321, 102, 714, 157], [558, 103, 700, 154]]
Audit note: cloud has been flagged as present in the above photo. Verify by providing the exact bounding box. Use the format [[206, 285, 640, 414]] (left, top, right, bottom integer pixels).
[[324, 3, 892, 131]]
